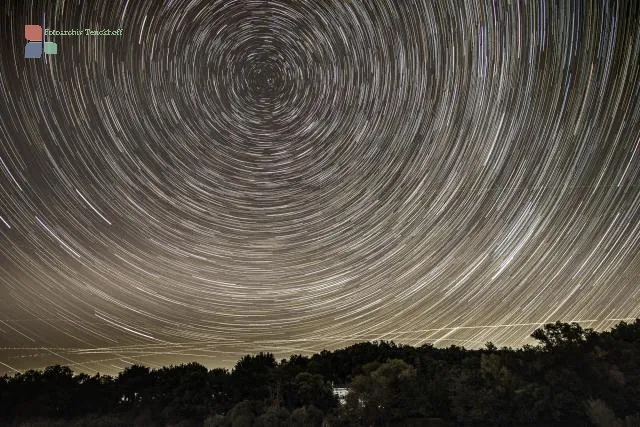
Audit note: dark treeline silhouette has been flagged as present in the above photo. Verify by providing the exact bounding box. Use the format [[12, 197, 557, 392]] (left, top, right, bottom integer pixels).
[[1, 320, 640, 426]]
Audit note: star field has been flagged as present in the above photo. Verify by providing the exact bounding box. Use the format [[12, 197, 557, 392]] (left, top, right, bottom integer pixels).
[[1, 0, 639, 374]]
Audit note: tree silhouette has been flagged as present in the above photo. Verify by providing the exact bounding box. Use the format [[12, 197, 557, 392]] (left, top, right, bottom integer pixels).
[[116, 364, 154, 409], [1, 319, 639, 426], [231, 352, 277, 402], [531, 321, 593, 350]]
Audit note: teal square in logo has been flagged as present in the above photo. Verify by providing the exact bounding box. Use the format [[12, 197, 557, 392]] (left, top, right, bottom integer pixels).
[[44, 42, 57, 54]]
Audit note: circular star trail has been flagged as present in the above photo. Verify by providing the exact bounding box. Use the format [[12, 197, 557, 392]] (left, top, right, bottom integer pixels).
[[1, 0, 639, 374]]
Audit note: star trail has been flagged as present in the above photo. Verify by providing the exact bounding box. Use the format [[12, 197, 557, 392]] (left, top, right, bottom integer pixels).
[[1, 0, 639, 375]]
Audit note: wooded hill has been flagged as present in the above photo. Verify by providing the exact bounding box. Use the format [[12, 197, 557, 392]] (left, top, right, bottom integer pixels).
[[1, 319, 639, 426]]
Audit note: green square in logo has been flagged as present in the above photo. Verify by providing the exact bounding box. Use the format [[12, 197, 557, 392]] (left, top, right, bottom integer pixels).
[[44, 42, 57, 54]]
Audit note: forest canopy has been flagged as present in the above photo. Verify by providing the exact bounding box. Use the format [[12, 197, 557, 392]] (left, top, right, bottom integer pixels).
[[1, 319, 639, 426]]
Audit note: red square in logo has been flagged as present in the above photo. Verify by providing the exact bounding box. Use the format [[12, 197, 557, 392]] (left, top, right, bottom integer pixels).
[[25, 25, 43, 41]]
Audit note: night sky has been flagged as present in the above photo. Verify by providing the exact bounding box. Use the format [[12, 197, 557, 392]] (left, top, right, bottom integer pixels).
[[1, 0, 639, 375]]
